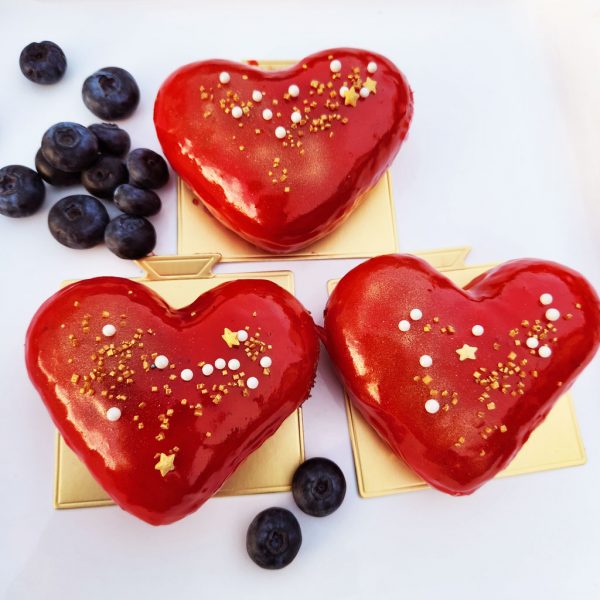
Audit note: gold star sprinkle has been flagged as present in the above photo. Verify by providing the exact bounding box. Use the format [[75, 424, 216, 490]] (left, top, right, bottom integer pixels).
[[456, 344, 478, 361], [154, 453, 175, 477], [344, 86, 359, 107], [222, 327, 240, 348], [364, 77, 377, 94]]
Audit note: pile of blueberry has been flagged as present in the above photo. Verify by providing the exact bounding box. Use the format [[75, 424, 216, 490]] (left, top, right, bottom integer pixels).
[[0, 41, 169, 260], [246, 457, 346, 569]]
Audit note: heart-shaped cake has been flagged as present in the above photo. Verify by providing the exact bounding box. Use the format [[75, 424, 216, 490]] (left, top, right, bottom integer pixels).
[[26, 277, 319, 525], [323, 254, 600, 495], [154, 48, 413, 253]]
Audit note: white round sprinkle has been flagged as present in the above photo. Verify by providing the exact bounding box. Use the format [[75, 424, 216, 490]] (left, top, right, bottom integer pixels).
[[539, 345, 552, 358], [359, 87, 370, 98], [214, 358, 226, 370], [219, 71, 230, 84], [202, 363, 214, 376], [260, 356, 272, 368], [252, 90, 263, 102], [247, 377, 259, 390], [424, 399, 440, 414], [398, 320, 411, 332], [419, 355, 433, 368], [275, 126, 287, 139], [291, 110, 302, 124], [546, 308, 560, 322], [339, 85, 349, 98], [102, 324, 116, 337], [228, 359, 240, 371], [526, 337, 539, 349], [410, 308, 423, 321], [288, 84, 300, 97], [231, 105, 243, 119], [106, 406, 122, 422], [237, 329, 249, 342], [154, 355, 169, 369], [330, 59, 342, 73], [540, 293, 553, 306], [262, 108, 273, 121], [180, 368, 193, 381], [471, 325, 484, 337], [367, 61, 378, 74]]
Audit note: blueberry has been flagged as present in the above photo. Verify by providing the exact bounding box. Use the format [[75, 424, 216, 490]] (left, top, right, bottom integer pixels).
[[41, 122, 99, 173], [82, 67, 140, 120], [105, 214, 156, 259], [82, 156, 128, 200], [113, 184, 161, 216], [48, 195, 109, 249], [35, 148, 80, 186], [292, 458, 346, 517], [246, 508, 302, 570], [19, 41, 66, 85], [88, 123, 131, 157], [0, 165, 45, 218], [127, 148, 169, 189]]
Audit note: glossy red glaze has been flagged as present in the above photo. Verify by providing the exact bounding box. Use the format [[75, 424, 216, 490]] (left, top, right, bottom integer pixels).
[[323, 255, 600, 495], [26, 278, 319, 525], [154, 48, 413, 253]]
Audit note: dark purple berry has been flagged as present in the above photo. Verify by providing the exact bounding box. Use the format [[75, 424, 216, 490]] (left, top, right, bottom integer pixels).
[[292, 457, 346, 517], [113, 184, 161, 216], [0, 165, 45, 218], [127, 148, 169, 189], [48, 195, 109, 249], [19, 41, 66, 85], [82, 67, 139, 120], [104, 214, 156, 259], [88, 123, 131, 157], [41, 122, 99, 173], [82, 156, 128, 200], [35, 148, 80, 186]]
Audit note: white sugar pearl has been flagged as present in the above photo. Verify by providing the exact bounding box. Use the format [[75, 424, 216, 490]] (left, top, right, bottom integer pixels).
[[231, 105, 243, 119], [546, 308, 560, 322], [180, 369, 193, 381], [214, 358, 226, 370], [106, 407, 121, 422], [339, 85, 349, 98], [471, 325, 484, 337], [424, 399, 440, 414], [538, 345, 552, 358], [410, 308, 423, 321], [275, 126, 287, 139], [262, 108, 273, 121], [288, 84, 300, 97], [419, 355, 433, 368], [154, 355, 169, 369], [237, 329, 249, 342], [102, 324, 116, 337], [330, 59, 342, 73], [252, 90, 263, 102], [260, 356, 272, 368], [359, 87, 370, 98], [202, 363, 214, 376], [291, 110, 302, 124], [247, 377, 259, 390], [367, 61, 378, 74], [398, 320, 411, 332], [219, 71, 230, 84], [526, 337, 539, 349], [540, 293, 553, 306], [228, 359, 240, 371]]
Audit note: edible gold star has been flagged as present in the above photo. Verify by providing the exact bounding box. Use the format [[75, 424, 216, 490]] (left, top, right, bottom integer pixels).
[[456, 344, 478, 361], [364, 77, 377, 94], [344, 86, 359, 107], [154, 452, 175, 477], [222, 327, 240, 348]]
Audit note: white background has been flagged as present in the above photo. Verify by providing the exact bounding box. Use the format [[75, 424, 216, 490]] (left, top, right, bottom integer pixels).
[[1, 0, 599, 598]]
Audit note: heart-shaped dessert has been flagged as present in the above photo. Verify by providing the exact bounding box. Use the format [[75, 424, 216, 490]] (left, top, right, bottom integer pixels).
[[26, 277, 319, 525], [154, 48, 413, 253], [323, 254, 600, 495]]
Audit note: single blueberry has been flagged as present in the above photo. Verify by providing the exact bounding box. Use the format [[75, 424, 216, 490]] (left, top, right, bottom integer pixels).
[[0, 165, 45, 218], [82, 155, 128, 200], [127, 148, 169, 189], [82, 67, 140, 120], [113, 184, 161, 216], [19, 41, 66, 85], [35, 148, 80, 186], [48, 195, 109, 249], [41, 122, 99, 173], [88, 123, 131, 157], [104, 214, 156, 259], [246, 508, 302, 570], [292, 457, 346, 517]]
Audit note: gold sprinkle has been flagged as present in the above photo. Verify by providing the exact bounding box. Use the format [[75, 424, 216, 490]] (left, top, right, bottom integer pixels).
[[487, 402, 496, 411]]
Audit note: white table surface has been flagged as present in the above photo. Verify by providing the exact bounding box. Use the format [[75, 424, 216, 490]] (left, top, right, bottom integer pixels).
[[1, 1, 599, 598]]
